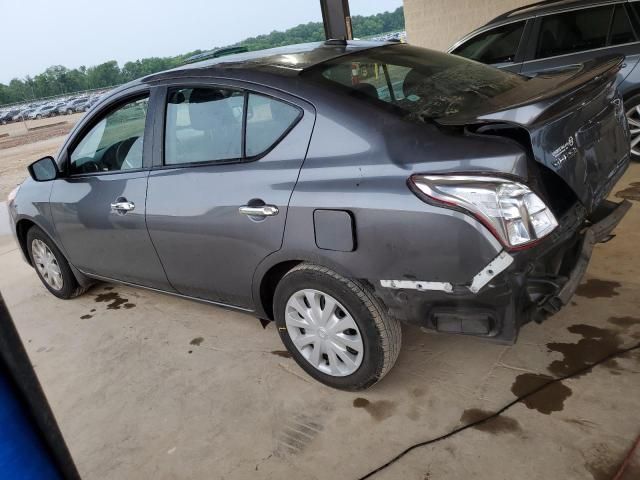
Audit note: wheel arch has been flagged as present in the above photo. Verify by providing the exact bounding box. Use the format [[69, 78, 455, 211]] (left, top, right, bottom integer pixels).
[[253, 253, 360, 321], [15, 218, 37, 266], [257, 260, 304, 321], [623, 87, 640, 104]]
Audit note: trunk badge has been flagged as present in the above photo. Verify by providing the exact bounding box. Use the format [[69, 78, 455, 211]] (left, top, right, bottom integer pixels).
[[551, 135, 578, 168]]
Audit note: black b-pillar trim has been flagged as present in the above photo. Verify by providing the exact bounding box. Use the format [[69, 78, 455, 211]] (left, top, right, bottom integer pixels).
[[320, 0, 353, 40]]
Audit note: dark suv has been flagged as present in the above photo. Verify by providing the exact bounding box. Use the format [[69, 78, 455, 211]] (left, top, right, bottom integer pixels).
[[450, 0, 640, 159]]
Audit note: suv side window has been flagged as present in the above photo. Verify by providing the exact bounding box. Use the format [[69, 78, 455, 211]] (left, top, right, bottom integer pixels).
[[165, 87, 244, 165], [70, 96, 148, 175], [453, 21, 526, 64], [610, 4, 637, 46], [535, 6, 613, 59], [245, 94, 301, 157]]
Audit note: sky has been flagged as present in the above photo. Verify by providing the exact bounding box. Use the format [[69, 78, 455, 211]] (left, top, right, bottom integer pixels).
[[0, 0, 403, 84]]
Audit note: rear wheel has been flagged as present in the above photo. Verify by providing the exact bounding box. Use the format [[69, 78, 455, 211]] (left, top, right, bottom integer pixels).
[[27, 226, 87, 299], [625, 94, 640, 161], [274, 264, 401, 391]]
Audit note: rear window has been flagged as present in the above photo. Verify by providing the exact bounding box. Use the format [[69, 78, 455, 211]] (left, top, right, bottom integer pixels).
[[301, 44, 526, 121]]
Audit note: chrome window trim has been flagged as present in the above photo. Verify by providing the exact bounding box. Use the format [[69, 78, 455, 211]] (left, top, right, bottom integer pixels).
[[521, 41, 640, 66]]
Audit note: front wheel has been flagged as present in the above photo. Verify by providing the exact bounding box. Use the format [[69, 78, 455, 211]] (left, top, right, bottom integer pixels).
[[274, 264, 401, 391], [27, 226, 87, 299]]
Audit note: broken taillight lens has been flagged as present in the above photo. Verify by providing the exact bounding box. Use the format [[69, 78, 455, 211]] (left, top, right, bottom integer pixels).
[[410, 175, 558, 250]]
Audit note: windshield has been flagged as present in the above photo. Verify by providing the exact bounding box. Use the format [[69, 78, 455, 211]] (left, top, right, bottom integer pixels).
[[302, 44, 527, 121]]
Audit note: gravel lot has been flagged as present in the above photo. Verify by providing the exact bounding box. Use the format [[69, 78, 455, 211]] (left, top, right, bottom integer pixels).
[[0, 114, 82, 199]]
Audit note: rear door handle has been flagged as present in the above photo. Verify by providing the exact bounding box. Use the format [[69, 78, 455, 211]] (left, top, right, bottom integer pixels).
[[110, 199, 135, 215], [239, 205, 279, 217]]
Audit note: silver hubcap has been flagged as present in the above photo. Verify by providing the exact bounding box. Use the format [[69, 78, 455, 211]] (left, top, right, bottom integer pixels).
[[31, 239, 64, 291], [285, 289, 364, 377], [626, 105, 640, 156]]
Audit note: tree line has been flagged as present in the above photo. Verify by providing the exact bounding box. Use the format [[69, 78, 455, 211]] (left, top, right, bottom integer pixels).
[[0, 7, 404, 106]]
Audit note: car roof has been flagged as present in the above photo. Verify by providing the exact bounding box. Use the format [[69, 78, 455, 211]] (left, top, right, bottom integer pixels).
[[141, 40, 389, 83], [489, 0, 621, 25]]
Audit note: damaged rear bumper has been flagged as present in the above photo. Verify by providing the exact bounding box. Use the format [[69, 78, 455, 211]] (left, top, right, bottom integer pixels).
[[376, 199, 632, 343], [539, 199, 631, 314]]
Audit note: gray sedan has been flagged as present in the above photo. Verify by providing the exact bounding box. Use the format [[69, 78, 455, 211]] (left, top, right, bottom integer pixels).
[[7, 41, 631, 390]]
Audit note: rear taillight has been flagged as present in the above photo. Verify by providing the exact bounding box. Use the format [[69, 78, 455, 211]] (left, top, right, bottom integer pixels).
[[410, 175, 558, 250]]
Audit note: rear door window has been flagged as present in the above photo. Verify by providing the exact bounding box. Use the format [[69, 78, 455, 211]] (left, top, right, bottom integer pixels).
[[165, 88, 244, 165], [535, 6, 613, 59], [609, 4, 637, 46], [164, 87, 301, 165], [246, 94, 301, 157], [453, 21, 526, 64]]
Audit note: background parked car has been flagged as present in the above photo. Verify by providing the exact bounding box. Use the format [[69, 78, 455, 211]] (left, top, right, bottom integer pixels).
[[13, 108, 35, 122], [62, 97, 90, 114], [449, 0, 640, 159], [28, 104, 57, 120], [0, 109, 18, 124], [52, 101, 69, 116]]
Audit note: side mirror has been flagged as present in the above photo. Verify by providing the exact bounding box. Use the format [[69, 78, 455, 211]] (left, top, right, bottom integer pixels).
[[28, 156, 59, 182]]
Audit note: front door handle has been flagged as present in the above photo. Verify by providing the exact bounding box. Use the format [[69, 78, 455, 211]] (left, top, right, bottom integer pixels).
[[110, 199, 135, 215], [239, 205, 279, 217]]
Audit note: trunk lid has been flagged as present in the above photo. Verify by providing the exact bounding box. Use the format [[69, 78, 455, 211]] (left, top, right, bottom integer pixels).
[[436, 57, 630, 213]]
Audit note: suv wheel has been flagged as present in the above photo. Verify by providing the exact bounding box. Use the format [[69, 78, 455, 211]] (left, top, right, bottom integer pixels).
[[626, 93, 640, 161], [27, 226, 88, 299], [274, 264, 401, 391]]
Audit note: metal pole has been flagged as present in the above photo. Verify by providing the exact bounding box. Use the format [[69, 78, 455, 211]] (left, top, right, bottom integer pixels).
[[0, 293, 80, 480], [319, 0, 353, 40]]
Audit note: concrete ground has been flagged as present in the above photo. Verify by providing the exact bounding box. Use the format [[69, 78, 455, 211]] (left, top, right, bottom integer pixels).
[[0, 169, 639, 479]]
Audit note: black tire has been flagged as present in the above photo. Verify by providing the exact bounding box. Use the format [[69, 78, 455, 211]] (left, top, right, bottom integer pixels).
[[26, 226, 88, 300], [274, 264, 401, 391], [625, 93, 640, 161]]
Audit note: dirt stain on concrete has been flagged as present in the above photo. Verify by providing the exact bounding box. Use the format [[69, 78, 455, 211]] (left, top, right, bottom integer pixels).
[[547, 324, 622, 378], [575, 279, 621, 299], [562, 418, 597, 429], [511, 373, 572, 415], [460, 408, 521, 434], [271, 350, 292, 358], [276, 414, 324, 457], [190, 337, 204, 346], [608, 316, 640, 328], [411, 387, 426, 398], [615, 181, 640, 202], [95, 291, 134, 310], [603, 359, 624, 376], [353, 398, 397, 421], [407, 407, 421, 421]]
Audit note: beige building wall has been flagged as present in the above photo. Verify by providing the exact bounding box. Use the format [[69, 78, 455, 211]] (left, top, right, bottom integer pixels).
[[403, 0, 532, 51]]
